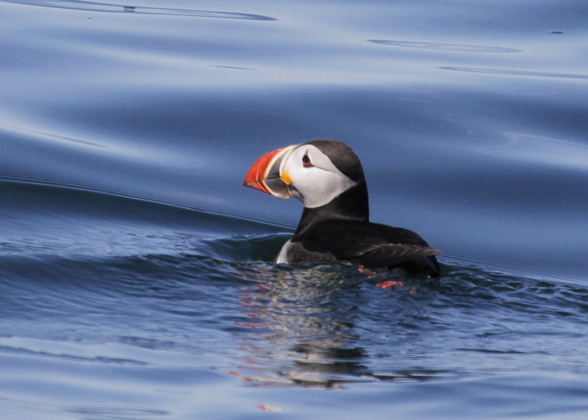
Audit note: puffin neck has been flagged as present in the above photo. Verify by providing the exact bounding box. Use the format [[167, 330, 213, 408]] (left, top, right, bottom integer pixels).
[[294, 181, 369, 236]]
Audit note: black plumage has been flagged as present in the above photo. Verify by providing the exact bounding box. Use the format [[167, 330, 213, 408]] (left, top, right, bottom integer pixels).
[[282, 161, 440, 276]]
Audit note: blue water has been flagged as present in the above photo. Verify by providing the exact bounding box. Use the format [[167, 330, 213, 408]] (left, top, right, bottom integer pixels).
[[2, 0, 588, 418]]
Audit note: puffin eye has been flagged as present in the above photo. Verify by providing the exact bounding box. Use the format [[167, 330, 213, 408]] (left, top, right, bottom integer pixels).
[[302, 154, 312, 167]]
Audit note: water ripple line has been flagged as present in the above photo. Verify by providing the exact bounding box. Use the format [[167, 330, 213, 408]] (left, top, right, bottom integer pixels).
[[440, 66, 588, 80], [369, 40, 522, 53], [2, 0, 277, 20]]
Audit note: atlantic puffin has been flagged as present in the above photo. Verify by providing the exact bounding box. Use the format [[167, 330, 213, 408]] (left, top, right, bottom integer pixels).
[[244, 139, 441, 277]]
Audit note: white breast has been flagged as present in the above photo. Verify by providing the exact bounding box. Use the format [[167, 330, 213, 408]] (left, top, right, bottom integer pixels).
[[275, 239, 292, 264]]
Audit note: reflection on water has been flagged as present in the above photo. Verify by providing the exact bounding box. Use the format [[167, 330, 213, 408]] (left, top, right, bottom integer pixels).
[[209, 253, 588, 390], [227, 263, 443, 387], [230, 264, 364, 387]]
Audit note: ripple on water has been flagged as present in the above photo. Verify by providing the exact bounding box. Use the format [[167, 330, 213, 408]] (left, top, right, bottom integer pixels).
[[440, 66, 588, 80], [368, 39, 522, 53], [2, 0, 277, 20]]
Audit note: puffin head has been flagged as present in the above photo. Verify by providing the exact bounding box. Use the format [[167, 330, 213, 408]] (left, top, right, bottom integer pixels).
[[244, 139, 365, 209]]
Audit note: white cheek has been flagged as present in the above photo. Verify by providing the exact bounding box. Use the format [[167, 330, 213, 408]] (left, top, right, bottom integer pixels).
[[286, 163, 356, 208]]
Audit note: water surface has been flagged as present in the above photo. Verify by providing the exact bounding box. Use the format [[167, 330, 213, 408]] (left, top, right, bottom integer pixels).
[[1, 0, 588, 418]]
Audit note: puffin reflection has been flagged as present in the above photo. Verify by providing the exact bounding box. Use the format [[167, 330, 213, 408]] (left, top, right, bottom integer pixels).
[[231, 263, 372, 387]]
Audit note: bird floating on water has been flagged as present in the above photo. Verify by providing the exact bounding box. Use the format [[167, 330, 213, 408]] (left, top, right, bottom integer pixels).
[[244, 139, 440, 277]]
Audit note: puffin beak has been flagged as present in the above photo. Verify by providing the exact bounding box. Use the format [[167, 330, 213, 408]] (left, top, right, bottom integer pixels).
[[244, 145, 295, 199]]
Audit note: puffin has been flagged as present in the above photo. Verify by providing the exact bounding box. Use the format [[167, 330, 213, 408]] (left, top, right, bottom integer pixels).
[[243, 139, 441, 277]]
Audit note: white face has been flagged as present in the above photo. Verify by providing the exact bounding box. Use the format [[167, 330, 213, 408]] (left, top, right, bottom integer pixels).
[[281, 144, 358, 208]]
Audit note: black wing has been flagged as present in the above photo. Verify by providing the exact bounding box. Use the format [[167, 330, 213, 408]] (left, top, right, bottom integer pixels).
[[295, 220, 441, 275]]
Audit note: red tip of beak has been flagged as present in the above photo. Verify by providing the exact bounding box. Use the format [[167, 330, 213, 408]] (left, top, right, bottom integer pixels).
[[243, 147, 287, 194]]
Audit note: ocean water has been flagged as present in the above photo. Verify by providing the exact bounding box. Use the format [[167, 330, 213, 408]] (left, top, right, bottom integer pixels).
[[1, 0, 588, 418]]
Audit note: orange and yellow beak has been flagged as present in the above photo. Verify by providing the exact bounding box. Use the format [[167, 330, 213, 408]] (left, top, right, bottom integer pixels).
[[243, 145, 295, 199]]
